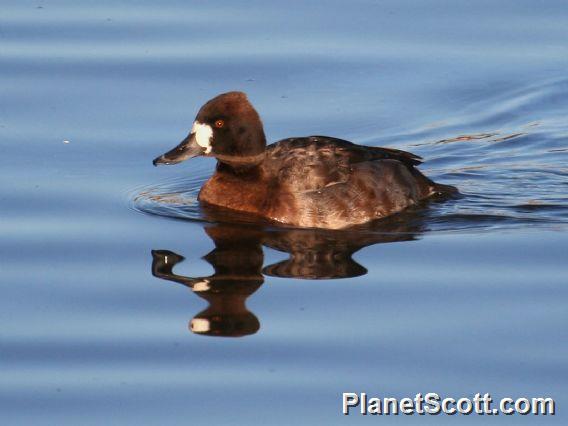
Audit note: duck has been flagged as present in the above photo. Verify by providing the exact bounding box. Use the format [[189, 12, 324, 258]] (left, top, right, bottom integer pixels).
[[153, 91, 457, 229]]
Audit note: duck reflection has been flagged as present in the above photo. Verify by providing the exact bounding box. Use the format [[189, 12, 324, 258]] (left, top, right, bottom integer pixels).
[[151, 211, 426, 337]]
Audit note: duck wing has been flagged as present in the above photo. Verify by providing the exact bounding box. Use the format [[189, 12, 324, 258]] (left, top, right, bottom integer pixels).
[[265, 136, 422, 192]]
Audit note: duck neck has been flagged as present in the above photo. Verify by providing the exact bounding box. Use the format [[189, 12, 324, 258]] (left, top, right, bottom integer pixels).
[[199, 156, 268, 214], [215, 155, 265, 178]]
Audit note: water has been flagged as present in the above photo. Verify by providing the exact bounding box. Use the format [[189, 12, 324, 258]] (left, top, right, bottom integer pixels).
[[1, 0, 567, 424]]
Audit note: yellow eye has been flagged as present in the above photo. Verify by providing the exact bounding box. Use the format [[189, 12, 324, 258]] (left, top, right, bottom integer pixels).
[[215, 119, 224, 128]]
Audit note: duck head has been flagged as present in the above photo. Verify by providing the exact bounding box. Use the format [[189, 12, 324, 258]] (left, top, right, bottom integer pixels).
[[153, 91, 267, 167]]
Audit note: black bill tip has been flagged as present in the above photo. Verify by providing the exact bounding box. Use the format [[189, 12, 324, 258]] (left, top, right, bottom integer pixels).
[[152, 133, 204, 167], [153, 155, 168, 166]]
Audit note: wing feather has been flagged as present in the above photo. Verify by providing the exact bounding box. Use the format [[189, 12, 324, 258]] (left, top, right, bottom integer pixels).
[[265, 136, 422, 192]]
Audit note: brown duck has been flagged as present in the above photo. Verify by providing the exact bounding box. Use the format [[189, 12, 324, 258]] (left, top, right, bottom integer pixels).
[[153, 91, 456, 229]]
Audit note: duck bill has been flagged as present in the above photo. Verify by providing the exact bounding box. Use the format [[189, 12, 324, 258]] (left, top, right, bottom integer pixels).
[[153, 133, 205, 166]]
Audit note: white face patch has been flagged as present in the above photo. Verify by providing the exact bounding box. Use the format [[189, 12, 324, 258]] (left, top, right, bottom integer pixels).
[[191, 121, 213, 154], [190, 318, 211, 333], [192, 279, 210, 292]]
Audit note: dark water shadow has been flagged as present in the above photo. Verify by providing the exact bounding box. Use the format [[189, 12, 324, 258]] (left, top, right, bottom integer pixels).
[[151, 210, 426, 338]]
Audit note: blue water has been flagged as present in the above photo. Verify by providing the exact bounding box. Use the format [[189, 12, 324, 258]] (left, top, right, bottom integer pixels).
[[1, 1, 567, 424]]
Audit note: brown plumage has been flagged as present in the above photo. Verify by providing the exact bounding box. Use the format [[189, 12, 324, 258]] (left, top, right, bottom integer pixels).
[[153, 92, 457, 229]]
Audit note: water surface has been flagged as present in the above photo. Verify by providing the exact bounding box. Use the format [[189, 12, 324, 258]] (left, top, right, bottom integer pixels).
[[1, 1, 567, 424]]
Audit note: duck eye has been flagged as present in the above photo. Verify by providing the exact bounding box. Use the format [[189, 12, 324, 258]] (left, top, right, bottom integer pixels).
[[214, 119, 224, 128]]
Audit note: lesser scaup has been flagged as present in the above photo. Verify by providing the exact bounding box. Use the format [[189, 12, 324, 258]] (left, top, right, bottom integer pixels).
[[153, 92, 456, 229]]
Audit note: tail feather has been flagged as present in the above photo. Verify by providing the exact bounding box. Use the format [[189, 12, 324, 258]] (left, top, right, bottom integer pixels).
[[369, 146, 423, 167]]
